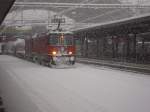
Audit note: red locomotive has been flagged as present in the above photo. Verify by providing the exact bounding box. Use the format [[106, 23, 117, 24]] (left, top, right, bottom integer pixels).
[[25, 31, 75, 67]]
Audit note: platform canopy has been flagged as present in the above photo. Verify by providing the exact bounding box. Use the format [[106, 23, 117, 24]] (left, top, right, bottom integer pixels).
[[3, 0, 150, 30]]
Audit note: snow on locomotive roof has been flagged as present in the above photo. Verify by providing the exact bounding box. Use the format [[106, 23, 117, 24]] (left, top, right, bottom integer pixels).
[[47, 30, 73, 34], [31, 31, 73, 39]]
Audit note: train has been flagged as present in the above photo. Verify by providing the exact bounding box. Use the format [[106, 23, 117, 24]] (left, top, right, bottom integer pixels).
[[3, 30, 76, 67], [25, 31, 76, 67]]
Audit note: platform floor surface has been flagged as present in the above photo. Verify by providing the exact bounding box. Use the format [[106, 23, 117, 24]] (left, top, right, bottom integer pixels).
[[0, 55, 150, 112]]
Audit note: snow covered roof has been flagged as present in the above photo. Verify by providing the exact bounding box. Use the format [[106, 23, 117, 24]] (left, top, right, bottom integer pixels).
[[73, 13, 150, 32], [48, 30, 73, 34], [3, 0, 150, 31]]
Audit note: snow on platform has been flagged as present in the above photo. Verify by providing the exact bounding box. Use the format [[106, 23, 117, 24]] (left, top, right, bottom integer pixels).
[[0, 55, 150, 112]]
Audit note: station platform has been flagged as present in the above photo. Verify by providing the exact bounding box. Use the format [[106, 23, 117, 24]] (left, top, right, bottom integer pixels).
[[77, 58, 150, 74], [0, 55, 150, 112]]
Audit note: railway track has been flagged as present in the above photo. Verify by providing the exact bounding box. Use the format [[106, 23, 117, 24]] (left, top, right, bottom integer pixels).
[[77, 58, 150, 74]]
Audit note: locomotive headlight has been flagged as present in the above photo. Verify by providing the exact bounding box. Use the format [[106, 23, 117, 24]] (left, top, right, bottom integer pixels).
[[52, 51, 57, 55], [68, 51, 72, 55]]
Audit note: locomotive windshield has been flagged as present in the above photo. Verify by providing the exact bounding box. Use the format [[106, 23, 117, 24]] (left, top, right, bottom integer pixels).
[[49, 35, 59, 45], [49, 33, 73, 46]]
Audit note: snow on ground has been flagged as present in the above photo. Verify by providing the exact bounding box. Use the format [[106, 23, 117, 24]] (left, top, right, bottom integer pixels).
[[0, 55, 150, 112]]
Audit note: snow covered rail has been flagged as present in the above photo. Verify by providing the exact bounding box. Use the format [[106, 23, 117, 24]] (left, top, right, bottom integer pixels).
[[76, 58, 150, 74]]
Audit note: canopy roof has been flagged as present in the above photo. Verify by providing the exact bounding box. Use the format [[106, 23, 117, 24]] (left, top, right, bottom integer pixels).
[[3, 0, 150, 30]]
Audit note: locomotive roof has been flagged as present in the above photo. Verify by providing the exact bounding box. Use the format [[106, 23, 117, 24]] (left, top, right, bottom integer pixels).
[[31, 31, 73, 39], [47, 30, 73, 34]]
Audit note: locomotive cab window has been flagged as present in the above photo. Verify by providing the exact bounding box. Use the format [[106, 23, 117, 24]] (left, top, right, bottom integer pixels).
[[49, 33, 73, 46], [49, 35, 59, 45], [62, 35, 73, 46]]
